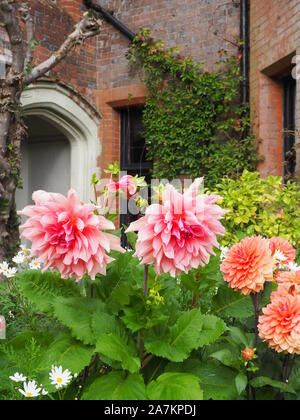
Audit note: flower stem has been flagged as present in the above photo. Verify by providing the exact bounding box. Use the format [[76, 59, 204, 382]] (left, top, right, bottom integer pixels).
[[251, 293, 260, 348], [144, 265, 149, 297]]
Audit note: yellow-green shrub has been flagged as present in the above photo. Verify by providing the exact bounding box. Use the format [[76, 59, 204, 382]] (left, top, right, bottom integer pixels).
[[214, 170, 300, 250]]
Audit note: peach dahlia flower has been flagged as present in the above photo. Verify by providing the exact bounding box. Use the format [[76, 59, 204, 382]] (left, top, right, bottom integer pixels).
[[126, 179, 226, 277], [19, 190, 124, 281], [269, 237, 296, 266], [220, 236, 274, 295], [258, 293, 300, 354], [277, 270, 300, 286]]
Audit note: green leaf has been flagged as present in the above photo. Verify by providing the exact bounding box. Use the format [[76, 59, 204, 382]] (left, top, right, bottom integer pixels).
[[212, 285, 253, 319], [145, 309, 203, 362], [250, 376, 296, 394], [147, 372, 203, 400], [95, 333, 140, 374], [37, 333, 94, 391], [210, 349, 239, 369], [53, 297, 106, 345], [166, 359, 237, 400], [197, 315, 227, 348], [82, 371, 146, 400], [235, 373, 248, 395], [16, 270, 80, 314]]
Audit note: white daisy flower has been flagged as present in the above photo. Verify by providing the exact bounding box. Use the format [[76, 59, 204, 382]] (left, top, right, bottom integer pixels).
[[20, 245, 30, 255], [0, 261, 9, 276], [12, 253, 25, 265], [19, 380, 41, 398], [29, 260, 41, 270], [49, 366, 72, 389], [9, 372, 27, 383], [5, 267, 18, 278], [287, 262, 300, 272], [220, 246, 229, 262], [274, 250, 288, 268]]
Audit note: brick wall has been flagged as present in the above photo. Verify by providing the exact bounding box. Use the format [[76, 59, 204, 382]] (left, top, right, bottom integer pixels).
[[250, 0, 300, 178], [1, 0, 241, 177]]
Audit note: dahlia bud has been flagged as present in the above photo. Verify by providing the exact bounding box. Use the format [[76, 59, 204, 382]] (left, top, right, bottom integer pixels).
[[241, 347, 255, 362]]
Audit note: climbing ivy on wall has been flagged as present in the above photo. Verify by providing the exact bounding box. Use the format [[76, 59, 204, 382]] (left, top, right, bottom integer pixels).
[[126, 29, 258, 188]]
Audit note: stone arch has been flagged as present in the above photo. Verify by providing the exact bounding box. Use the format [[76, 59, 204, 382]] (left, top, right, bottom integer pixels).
[[20, 82, 101, 202]]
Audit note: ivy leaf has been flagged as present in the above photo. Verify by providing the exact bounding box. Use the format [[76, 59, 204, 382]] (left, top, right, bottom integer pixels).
[[16, 270, 80, 314], [95, 333, 140, 374], [145, 309, 203, 362], [52, 297, 106, 345], [197, 315, 227, 348], [250, 377, 296, 394], [166, 359, 237, 400], [235, 373, 248, 395], [82, 371, 146, 400], [147, 372, 203, 400]]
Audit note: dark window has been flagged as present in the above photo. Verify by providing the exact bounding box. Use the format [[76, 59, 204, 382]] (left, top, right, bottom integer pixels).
[[283, 76, 296, 181], [119, 106, 152, 246]]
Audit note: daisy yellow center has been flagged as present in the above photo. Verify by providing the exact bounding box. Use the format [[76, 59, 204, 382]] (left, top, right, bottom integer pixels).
[[57, 378, 63, 383], [27, 392, 33, 397]]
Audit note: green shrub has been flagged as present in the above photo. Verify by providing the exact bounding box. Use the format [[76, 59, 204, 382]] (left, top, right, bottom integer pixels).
[[214, 170, 300, 250]]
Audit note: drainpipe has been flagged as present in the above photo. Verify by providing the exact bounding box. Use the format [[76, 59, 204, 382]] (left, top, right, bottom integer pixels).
[[83, 0, 136, 41], [240, 0, 250, 104]]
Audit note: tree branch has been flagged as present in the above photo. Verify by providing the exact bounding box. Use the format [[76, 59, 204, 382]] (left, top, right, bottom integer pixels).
[[23, 12, 102, 85], [19, 2, 34, 68]]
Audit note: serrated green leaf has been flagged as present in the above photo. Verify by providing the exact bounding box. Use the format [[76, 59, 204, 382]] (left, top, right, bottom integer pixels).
[[145, 309, 203, 362], [250, 376, 296, 394], [147, 372, 203, 400], [16, 270, 80, 314], [37, 333, 94, 392], [52, 297, 106, 345], [82, 371, 146, 400], [166, 359, 237, 400], [197, 315, 227, 348], [210, 349, 240, 369], [95, 333, 140, 374], [212, 285, 253, 319]]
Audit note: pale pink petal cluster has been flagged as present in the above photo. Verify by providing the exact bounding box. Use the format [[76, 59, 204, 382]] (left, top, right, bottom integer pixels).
[[269, 237, 296, 267], [108, 175, 137, 197], [126, 179, 226, 277], [19, 190, 124, 281], [258, 290, 300, 354], [220, 236, 274, 295]]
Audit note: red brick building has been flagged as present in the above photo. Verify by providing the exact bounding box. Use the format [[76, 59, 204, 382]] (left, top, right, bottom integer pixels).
[[0, 0, 299, 211], [250, 0, 300, 180]]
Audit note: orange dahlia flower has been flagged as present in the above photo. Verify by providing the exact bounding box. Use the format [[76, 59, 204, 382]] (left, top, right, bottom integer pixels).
[[241, 347, 255, 361], [258, 293, 300, 354], [220, 236, 274, 295], [277, 270, 300, 286]]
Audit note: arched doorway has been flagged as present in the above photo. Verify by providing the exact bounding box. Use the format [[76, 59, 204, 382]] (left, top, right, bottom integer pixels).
[[19, 82, 101, 204], [16, 115, 71, 210]]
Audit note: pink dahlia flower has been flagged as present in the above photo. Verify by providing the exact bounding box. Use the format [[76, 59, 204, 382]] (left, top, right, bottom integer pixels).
[[269, 237, 296, 266], [220, 236, 274, 295], [19, 190, 124, 281], [258, 293, 300, 354], [108, 175, 137, 197], [126, 179, 226, 277]]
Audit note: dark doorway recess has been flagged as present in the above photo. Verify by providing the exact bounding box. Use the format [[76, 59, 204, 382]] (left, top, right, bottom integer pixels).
[[119, 106, 152, 247], [283, 76, 296, 181]]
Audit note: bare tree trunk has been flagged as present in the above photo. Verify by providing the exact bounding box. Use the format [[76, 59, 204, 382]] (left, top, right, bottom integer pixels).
[[0, 1, 102, 260]]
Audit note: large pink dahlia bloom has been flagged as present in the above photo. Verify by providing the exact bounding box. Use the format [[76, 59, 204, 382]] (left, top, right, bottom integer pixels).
[[19, 190, 124, 281], [126, 179, 226, 277]]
